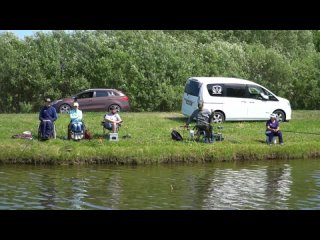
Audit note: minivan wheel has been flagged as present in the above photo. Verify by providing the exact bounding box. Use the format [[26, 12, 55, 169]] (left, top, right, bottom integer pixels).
[[59, 104, 71, 113], [108, 104, 121, 112], [273, 110, 286, 122], [212, 111, 225, 123]]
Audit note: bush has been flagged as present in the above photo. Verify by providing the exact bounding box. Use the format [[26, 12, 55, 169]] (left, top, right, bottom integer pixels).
[[19, 101, 33, 113]]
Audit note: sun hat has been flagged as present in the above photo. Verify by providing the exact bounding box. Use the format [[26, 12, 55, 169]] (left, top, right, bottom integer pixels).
[[270, 113, 277, 118]]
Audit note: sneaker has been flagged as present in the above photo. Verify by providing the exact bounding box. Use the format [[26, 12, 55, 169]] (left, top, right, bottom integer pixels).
[[280, 142, 284, 145]]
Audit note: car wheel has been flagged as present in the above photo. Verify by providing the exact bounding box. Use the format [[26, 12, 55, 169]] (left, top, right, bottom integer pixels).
[[59, 104, 71, 113], [273, 110, 286, 122], [212, 111, 225, 123], [108, 104, 121, 112]]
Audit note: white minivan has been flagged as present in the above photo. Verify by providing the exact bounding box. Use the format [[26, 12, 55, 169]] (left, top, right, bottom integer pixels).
[[181, 77, 292, 122]]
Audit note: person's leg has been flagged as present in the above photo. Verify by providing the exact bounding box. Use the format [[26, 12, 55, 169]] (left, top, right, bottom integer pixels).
[[43, 121, 52, 139], [76, 123, 81, 132], [198, 125, 210, 143], [40, 121, 46, 139], [204, 125, 212, 142], [276, 131, 284, 144], [104, 122, 112, 130], [208, 125, 213, 141], [112, 122, 117, 133], [267, 131, 274, 144], [47, 121, 53, 138]]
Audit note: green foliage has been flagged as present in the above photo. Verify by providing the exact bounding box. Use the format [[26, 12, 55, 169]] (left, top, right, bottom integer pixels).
[[0, 30, 320, 112], [18, 101, 33, 113]]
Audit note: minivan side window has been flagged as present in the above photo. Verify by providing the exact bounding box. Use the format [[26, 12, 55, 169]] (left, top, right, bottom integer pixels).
[[207, 84, 224, 96], [225, 84, 246, 98], [247, 85, 265, 100], [184, 80, 201, 96], [263, 89, 278, 101], [247, 85, 278, 101]]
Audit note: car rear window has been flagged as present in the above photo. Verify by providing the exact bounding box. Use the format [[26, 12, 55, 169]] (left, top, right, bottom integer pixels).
[[96, 91, 109, 97], [108, 90, 123, 96], [184, 80, 201, 96]]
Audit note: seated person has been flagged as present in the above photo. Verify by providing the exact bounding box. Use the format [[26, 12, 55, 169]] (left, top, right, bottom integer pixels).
[[185, 101, 213, 143], [69, 102, 83, 132], [39, 98, 58, 140], [103, 106, 123, 133], [266, 113, 284, 145]]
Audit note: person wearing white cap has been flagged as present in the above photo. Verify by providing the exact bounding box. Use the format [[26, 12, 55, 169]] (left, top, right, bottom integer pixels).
[[69, 102, 83, 136], [265, 113, 284, 145]]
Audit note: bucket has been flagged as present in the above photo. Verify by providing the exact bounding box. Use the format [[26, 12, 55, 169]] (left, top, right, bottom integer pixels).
[[189, 130, 194, 139]]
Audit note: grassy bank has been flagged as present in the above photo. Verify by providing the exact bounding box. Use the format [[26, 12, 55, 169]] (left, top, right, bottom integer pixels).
[[0, 111, 320, 164]]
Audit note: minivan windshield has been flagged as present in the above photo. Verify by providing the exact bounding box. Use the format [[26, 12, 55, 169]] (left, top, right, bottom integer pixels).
[[184, 80, 201, 96]]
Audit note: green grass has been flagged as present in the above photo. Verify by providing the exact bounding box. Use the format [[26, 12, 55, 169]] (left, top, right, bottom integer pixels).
[[1, 111, 320, 164]]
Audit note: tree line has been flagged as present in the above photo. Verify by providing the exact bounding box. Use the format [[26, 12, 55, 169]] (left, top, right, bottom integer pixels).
[[1, 30, 320, 113]]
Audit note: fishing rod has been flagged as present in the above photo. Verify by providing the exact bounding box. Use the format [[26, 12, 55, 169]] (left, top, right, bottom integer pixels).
[[281, 130, 320, 136]]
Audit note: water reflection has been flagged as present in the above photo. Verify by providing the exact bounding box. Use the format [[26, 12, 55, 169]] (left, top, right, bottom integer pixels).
[[202, 164, 292, 209], [0, 159, 320, 209]]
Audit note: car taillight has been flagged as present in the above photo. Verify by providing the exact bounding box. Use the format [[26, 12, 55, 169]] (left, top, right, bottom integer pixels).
[[120, 96, 129, 101]]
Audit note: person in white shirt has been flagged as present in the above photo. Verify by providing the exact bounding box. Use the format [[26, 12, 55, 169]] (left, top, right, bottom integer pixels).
[[70, 102, 83, 132], [103, 106, 123, 133]]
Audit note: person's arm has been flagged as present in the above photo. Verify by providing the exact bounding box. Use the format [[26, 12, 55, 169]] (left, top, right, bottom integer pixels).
[[39, 108, 44, 121], [116, 114, 122, 123], [266, 121, 279, 132], [105, 115, 117, 123], [79, 110, 83, 121], [274, 121, 280, 132], [51, 107, 58, 122]]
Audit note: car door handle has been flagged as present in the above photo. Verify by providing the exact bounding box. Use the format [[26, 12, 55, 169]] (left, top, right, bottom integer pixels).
[[249, 101, 255, 103]]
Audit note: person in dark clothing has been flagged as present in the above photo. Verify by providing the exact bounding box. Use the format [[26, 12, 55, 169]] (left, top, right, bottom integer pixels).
[[185, 101, 213, 143], [266, 113, 284, 145], [39, 98, 58, 140]]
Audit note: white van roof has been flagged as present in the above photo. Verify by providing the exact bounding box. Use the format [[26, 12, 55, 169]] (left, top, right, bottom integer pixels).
[[188, 77, 257, 85]]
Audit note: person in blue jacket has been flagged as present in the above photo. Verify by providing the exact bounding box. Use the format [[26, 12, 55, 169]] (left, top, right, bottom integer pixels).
[[266, 113, 284, 145], [39, 98, 58, 140]]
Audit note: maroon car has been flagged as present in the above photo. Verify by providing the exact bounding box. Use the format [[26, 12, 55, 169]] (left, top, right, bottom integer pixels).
[[52, 89, 130, 113]]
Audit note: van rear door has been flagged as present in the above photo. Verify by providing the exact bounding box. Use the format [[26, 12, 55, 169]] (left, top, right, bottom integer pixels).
[[181, 79, 201, 116]]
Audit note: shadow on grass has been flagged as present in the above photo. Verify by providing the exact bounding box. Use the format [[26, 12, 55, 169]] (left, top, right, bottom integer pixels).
[[255, 139, 267, 144], [165, 117, 187, 124]]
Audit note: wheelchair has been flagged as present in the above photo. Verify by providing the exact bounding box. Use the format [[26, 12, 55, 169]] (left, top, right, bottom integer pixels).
[[38, 121, 56, 140], [68, 121, 86, 140]]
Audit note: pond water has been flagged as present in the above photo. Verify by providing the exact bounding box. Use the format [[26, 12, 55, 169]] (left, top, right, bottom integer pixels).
[[1, 159, 320, 209]]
